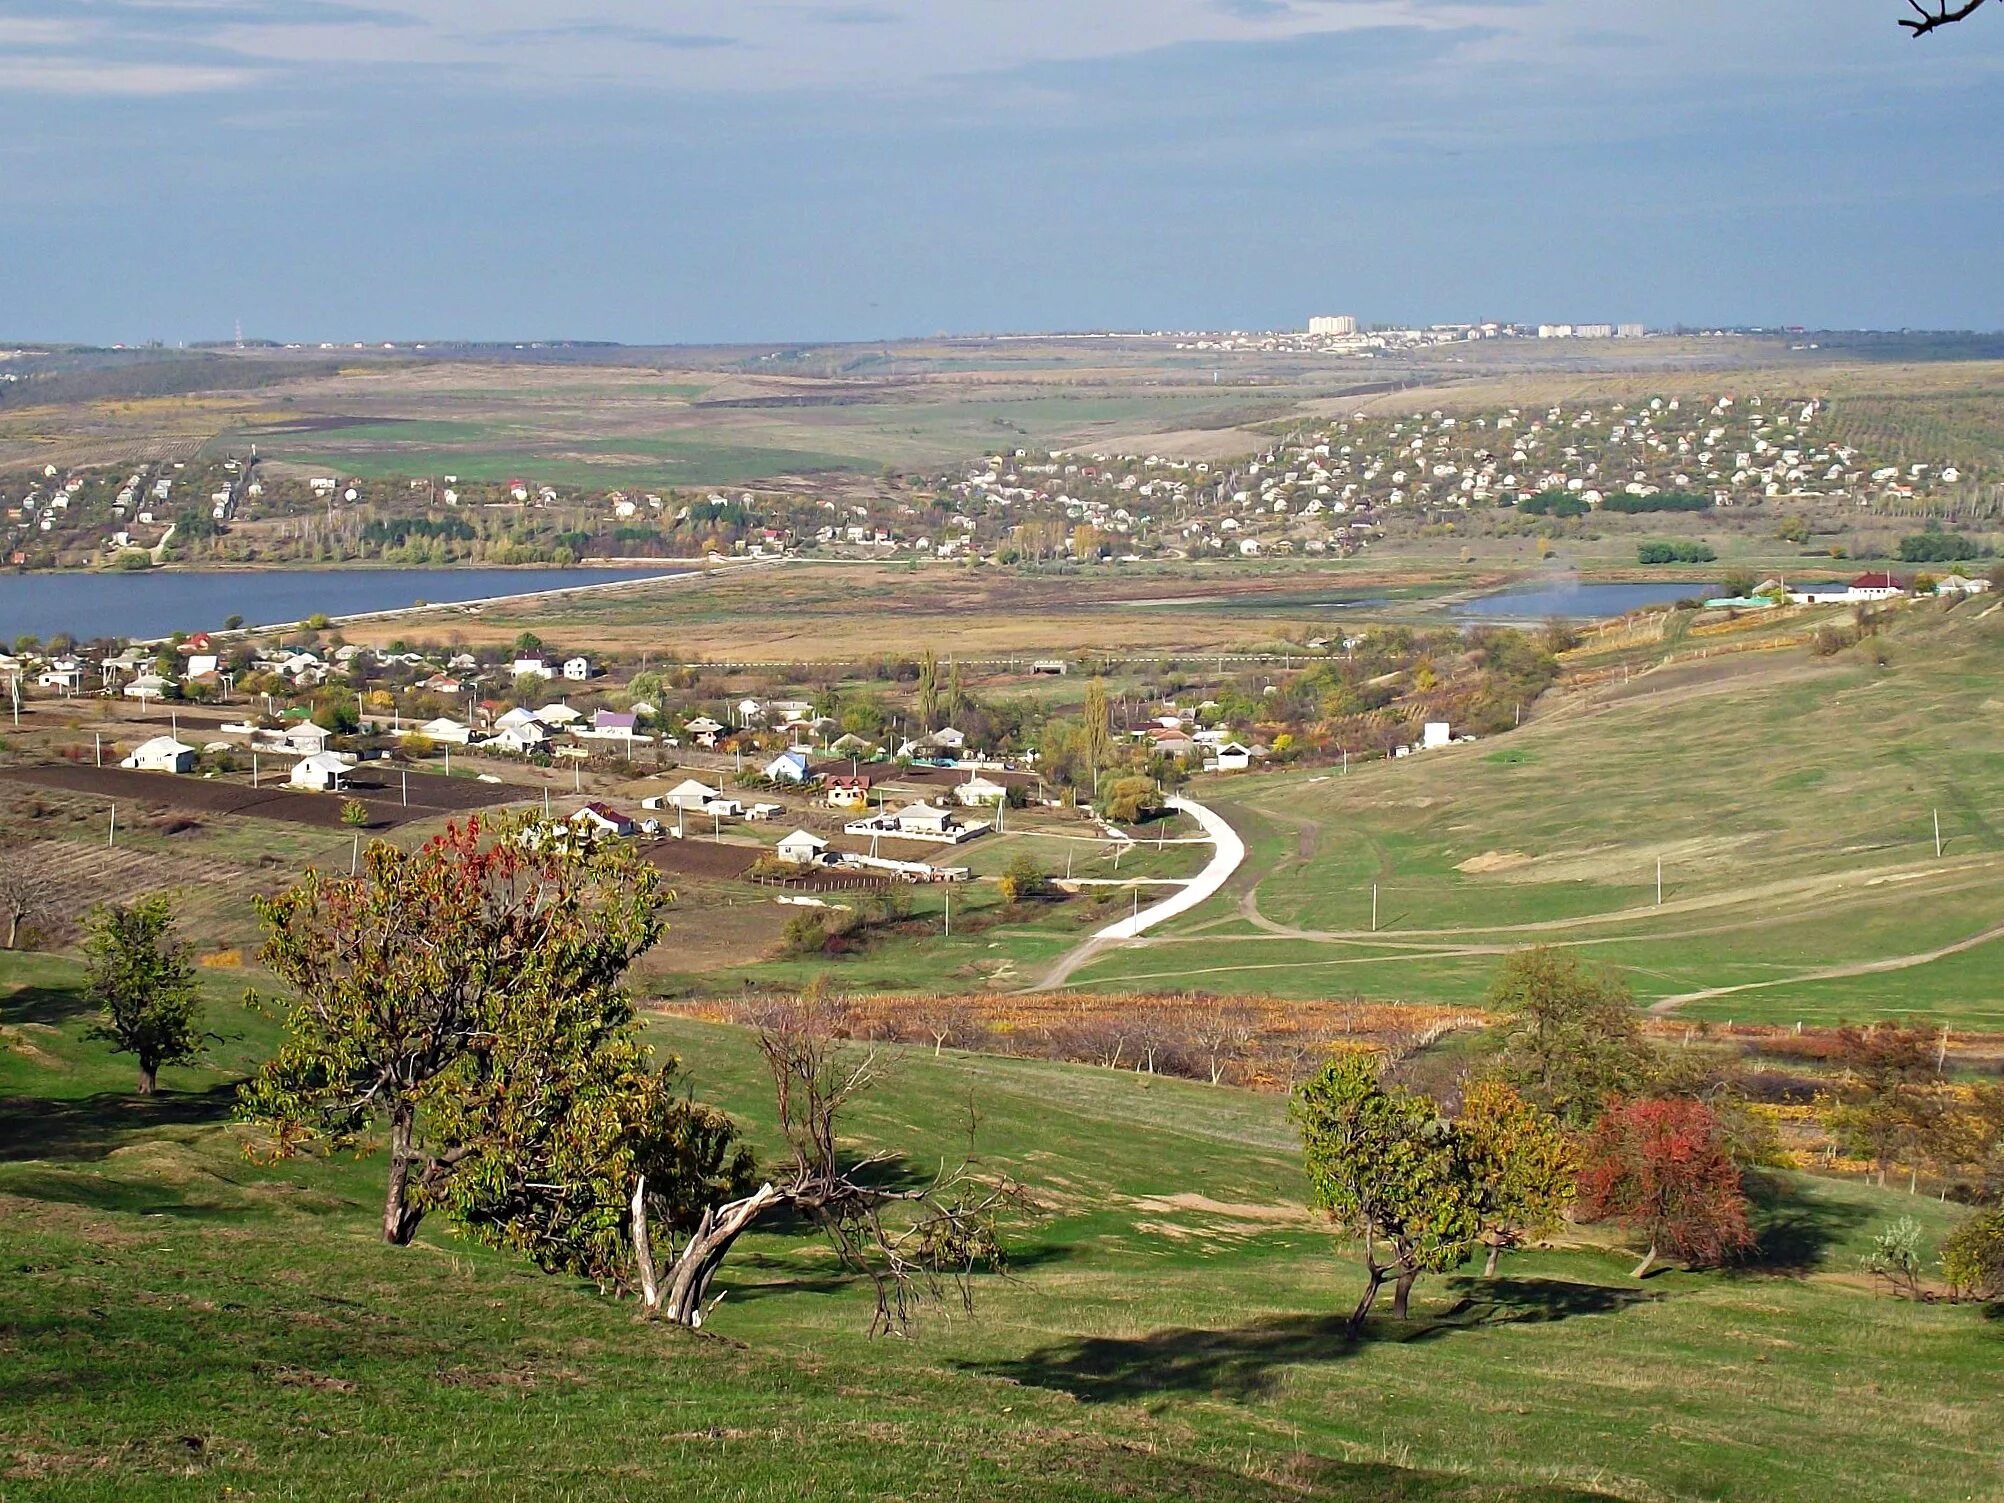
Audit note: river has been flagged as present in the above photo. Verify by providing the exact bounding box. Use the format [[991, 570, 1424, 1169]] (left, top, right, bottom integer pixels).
[[0, 565, 687, 642]]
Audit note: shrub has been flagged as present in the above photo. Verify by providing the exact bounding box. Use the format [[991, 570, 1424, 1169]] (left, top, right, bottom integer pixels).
[[1898, 529, 1978, 564], [998, 856, 1052, 905], [1519, 490, 1588, 518], [1638, 540, 1718, 565], [1860, 1217, 1926, 1299], [1941, 1208, 2004, 1301], [1601, 492, 1712, 514]]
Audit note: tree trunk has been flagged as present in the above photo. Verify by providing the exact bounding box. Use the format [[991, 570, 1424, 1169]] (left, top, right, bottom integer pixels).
[[4, 909, 19, 949], [1346, 1263, 1387, 1337], [382, 1105, 423, 1245], [1483, 1242, 1502, 1278], [137, 1060, 157, 1096], [1632, 1242, 1657, 1280], [643, 1183, 783, 1328], [1391, 1268, 1417, 1320]]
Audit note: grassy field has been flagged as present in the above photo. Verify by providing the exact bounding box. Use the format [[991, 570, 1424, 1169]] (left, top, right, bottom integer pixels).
[[1055, 596, 2004, 1026], [3, 952, 1998, 1502]]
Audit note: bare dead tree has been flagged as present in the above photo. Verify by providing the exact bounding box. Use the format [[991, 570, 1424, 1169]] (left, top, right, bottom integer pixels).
[[1900, 0, 1990, 34], [0, 843, 50, 950], [1189, 1000, 1261, 1086], [633, 996, 1026, 1333]]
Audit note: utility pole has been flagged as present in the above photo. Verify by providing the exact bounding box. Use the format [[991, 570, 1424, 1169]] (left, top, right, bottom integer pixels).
[[1656, 858, 1663, 907], [401, 768, 408, 807], [1372, 883, 1378, 933], [944, 884, 951, 937], [108, 804, 116, 848], [1934, 808, 1943, 859]]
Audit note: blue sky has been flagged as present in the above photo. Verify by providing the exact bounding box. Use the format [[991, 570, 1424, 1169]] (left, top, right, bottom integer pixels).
[[3, 0, 2001, 343]]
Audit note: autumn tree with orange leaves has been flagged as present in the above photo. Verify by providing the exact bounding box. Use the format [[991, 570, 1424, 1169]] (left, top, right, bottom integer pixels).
[[237, 814, 693, 1252], [1576, 1097, 1754, 1279]]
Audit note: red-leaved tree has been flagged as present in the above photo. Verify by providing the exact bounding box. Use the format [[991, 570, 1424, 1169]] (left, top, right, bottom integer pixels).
[[1576, 1097, 1754, 1278]]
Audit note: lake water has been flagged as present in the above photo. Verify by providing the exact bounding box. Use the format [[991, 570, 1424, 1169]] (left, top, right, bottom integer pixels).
[[0, 566, 685, 642], [1447, 581, 1719, 622]]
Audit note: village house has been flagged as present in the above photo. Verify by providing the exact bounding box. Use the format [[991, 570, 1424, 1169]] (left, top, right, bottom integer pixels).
[[122, 673, 173, 702], [569, 803, 636, 840], [953, 774, 1009, 808], [562, 656, 595, 682], [121, 735, 197, 774], [1211, 741, 1254, 772], [483, 721, 551, 755], [407, 716, 472, 745], [589, 709, 644, 741], [287, 750, 356, 792], [775, 830, 831, 865], [659, 778, 722, 811], [763, 748, 814, 784], [512, 655, 554, 680], [824, 775, 872, 811]]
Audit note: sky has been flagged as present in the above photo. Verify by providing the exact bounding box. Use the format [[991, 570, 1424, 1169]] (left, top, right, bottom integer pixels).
[[3, 0, 2002, 343]]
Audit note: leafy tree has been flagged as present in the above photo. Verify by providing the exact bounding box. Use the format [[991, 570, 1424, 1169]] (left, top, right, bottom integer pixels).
[[1940, 1208, 2004, 1301], [339, 798, 370, 828], [1100, 775, 1162, 825], [1080, 676, 1114, 780], [1483, 948, 1648, 1126], [238, 816, 666, 1245], [915, 648, 941, 729], [1720, 568, 1758, 600], [1292, 1053, 1481, 1333], [1457, 1081, 1577, 1276], [1576, 1097, 1753, 1278], [997, 855, 1051, 905], [82, 896, 201, 1095], [1817, 1022, 1966, 1187]]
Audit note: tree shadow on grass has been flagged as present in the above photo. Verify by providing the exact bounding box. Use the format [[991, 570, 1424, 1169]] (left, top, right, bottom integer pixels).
[[2, 983, 95, 1027], [977, 1277, 1657, 1403], [1738, 1173, 1876, 1276], [0, 1084, 241, 1163]]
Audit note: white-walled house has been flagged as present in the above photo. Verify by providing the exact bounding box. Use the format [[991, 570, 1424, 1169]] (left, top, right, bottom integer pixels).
[[512, 656, 554, 680], [763, 749, 814, 784], [1212, 742, 1254, 772], [121, 736, 197, 773], [408, 716, 472, 745], [776, 830, 831, 865], [1422, 722, 1453, 750], [569, 802, 636, 839], [953, 774, 1008, 807], [660, 778, 721, 811], [288, 751, 355, 791], [562, 656, 595, 682]]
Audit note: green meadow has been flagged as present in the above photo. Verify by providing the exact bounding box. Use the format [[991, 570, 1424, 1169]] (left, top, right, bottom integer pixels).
[[1062, 599, 2004, 1026], [3, 955, 1999, 1502]]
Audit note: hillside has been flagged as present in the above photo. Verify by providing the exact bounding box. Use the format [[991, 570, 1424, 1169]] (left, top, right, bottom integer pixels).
[[1068, 595, 2004, 1025], [3, 960, 1998, 1502]]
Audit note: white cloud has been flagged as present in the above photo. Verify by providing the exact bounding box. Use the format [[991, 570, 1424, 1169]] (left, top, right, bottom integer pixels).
[[0, 58, 255, 94]]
